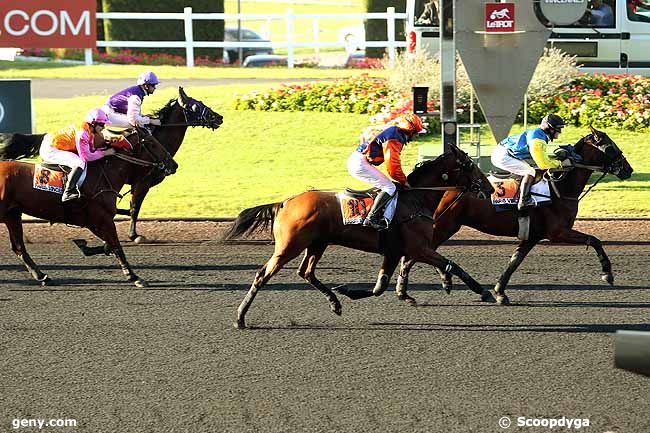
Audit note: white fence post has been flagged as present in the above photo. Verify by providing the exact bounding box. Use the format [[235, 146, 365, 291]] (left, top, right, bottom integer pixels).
[[183, 7, 194, 68], [387, 7, 396, 66], [84, 48, 93, 65], [286, 8, 294, 69], [312, 18, 320, 56]]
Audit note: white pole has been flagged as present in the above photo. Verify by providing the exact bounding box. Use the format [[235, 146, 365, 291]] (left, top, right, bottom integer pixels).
[[313, 19, 320, 57], [286, 8, 294, 68], [387, 7, 396, 66], [183, 7, 194, 68], [84, 48, 93, 65]]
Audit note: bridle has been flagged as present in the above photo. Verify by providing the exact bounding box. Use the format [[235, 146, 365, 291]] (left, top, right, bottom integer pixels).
[[546, 133, 627, 202], [158, 98, 221, 129]]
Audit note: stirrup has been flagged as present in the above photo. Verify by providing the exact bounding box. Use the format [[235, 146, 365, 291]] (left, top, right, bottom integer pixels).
[[363, 217, 388, 231], [517, 199, 535, 211], [62, 192, 80, 202]]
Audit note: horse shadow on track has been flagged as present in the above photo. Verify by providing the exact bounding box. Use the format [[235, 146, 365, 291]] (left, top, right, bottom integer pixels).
[[365, 322, 650, 334]]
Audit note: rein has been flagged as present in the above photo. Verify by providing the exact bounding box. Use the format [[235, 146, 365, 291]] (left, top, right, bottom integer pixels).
[[400, 186, 467, 224], [546, 163, 608, 202], [113, 152, 163, 168]]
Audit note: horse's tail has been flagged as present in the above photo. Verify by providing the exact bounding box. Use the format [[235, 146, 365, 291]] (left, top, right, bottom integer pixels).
[[0, 133, 46, 160], [222, 202, 282, 240]]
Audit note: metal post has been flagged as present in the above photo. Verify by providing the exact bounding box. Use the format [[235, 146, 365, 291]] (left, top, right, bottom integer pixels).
[[440, 0, 456, 152], [183, 7, 194, 68], [287, 8, 295, 69]]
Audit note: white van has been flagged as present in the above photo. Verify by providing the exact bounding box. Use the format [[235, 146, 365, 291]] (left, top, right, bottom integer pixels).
[[405, 0, 650, 76]]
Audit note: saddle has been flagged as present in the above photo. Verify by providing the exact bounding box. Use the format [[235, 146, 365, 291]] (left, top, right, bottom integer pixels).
[[343, 187, 380, 199], [40, 163, 71, 173]]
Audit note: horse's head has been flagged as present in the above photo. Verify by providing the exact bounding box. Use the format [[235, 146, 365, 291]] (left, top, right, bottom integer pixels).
[[125, 133, 178, 176], [576, 126, 633, 180], [176, 87, 223, 130], [407, 143, 494, 198]]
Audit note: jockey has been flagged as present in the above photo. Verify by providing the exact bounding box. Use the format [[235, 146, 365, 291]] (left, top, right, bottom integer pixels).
[[102, 71, 161, 131], [347, 113, 425, 230], [491, 113, 571, 210], [39, 108, 116, 202]]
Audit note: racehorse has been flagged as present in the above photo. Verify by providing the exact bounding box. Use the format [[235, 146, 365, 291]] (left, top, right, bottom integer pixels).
[[0, 130, 177, 287], [125, 87, 222, 243], [0, 87, 223, 245], [223, 144, 495, 329], [393, 127, 634, 305]]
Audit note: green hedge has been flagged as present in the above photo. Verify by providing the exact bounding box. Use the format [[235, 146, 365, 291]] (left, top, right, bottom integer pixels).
[[100, 0, 224, 59], [364, 0, 406, 58]]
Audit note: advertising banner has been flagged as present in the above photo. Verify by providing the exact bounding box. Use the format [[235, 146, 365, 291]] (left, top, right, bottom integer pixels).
[[0, 0, 96, 48]]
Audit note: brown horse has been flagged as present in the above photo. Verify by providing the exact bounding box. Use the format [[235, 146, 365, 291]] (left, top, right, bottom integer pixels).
[[394, 128, 634, 305], [125, 87, 222, 243], [223, 144, 495, 329], [0, 131, 177, 287]]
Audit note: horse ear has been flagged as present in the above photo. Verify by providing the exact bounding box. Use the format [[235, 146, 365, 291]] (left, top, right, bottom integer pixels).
[[589, 124, 598, 135], [178, 87, 188, 103]]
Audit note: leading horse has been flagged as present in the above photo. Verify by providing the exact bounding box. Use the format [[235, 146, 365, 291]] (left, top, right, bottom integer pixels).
[[0, 131, 177, 287], [223, 144, 495, 329], [394, 127, 634, 305]]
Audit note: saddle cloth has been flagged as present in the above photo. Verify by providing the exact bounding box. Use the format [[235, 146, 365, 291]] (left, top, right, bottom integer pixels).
[[489, 175, 551, 208], [33, 163, 87, 195], [337, 191, 398, 225]]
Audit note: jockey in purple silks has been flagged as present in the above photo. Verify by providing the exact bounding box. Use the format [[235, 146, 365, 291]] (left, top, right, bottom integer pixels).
[[102, 71, 161, 130]]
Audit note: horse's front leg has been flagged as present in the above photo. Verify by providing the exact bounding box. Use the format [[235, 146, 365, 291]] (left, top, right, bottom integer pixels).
[[548, 229, 613, 285], [127, 181, 152, 244], [372, 253, 402, 297], [493, 239, 538, 305]]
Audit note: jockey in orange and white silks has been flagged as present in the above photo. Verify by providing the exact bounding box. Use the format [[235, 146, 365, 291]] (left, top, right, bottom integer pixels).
[[491, 113, 571, 210], [102, 71, 161, 129], [347, 113, 426, 230], [39, 108, 116, 202]]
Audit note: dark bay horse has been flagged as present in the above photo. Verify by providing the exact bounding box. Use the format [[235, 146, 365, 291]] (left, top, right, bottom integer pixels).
[[0, 131, 177, 287], [125, 87, 222, 243], [394, 128, 634, 305], [223, 144, 495, 329]]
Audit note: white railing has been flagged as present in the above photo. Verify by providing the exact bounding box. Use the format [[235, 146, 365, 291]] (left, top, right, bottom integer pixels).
[[87, 7, 406, 68]]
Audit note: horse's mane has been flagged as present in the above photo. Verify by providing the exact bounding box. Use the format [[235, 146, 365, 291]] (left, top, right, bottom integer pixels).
[[153, 98, 179, 123], [407, 151, 449, 185]]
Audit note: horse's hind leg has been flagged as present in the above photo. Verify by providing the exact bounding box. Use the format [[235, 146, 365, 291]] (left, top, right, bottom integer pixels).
[[396, 256, 418, 305], [493, 239, 538, 305], [372, 253, 401, 297], [4, 211, 50, 285], [237, 243, 305, 329], [296, 243, 342, 315]]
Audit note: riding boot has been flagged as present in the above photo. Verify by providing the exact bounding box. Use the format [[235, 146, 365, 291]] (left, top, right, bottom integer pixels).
[[517, 174, 535, 211], [61, 166, 84, 202], [363, 191, 393, 230]]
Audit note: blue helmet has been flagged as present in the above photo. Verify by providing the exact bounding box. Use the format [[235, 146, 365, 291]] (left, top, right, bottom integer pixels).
[[137, 71, 160, 86]]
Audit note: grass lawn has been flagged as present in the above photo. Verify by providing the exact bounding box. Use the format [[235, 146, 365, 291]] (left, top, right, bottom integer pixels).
[[21, 80, 650, 219]]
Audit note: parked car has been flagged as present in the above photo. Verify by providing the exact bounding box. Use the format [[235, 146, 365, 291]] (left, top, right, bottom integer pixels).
[[337, 24, 365, 53], [242, 54, 288, 67], [224, 27, 273, 64]]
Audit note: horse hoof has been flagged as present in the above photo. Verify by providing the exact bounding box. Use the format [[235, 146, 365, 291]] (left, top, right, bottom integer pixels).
[[443, 285, 452, 295], [39, 276, 51, 287], [332, 302, 342, 316], [372, 287, 386, 297], [134, 279, 148, 288], [133, 235, 147, 245], [602, 273, 614, 285], [398, 295, 417, 306], [480, 290, 496, 303], [496, 294, 510, 305], [234, 319, 246, 329]]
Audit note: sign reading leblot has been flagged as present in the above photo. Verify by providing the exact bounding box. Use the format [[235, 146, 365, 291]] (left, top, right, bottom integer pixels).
[[0, 0, 96, 48], [485, 3, 515, 33]]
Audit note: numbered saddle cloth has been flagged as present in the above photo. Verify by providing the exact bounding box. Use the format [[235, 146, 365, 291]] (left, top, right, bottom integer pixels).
[[489, 175, 552, 209], [336, 190, 398, 225], [33, 164, 66, 194]]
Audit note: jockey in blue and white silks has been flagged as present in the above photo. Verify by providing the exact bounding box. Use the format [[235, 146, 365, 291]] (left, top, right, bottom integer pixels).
[[102, 71, 161, 129], [491, 114, 570, 210]]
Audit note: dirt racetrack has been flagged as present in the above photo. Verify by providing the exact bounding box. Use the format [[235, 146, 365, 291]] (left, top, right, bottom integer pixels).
[[1, 220, 650, 432]]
